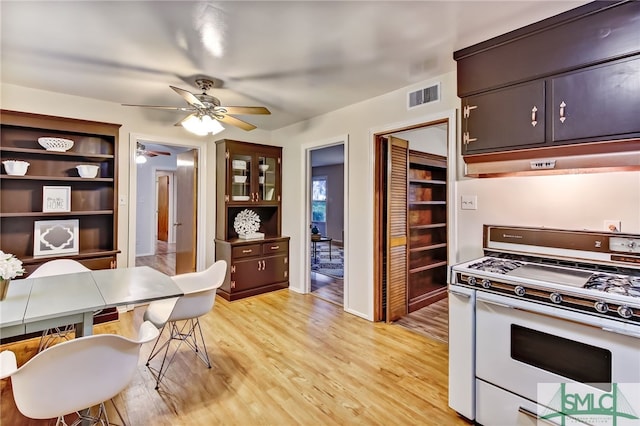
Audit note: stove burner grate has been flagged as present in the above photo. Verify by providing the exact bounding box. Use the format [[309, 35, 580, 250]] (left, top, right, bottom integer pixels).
[[468, 258, 524, 274], [584, 273, 640, 298]]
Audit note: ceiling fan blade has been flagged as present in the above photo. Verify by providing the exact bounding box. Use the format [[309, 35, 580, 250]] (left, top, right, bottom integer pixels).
[[149, 150, 171, 156], [221, 106, 271, 115], [174, 114, 195, 127], [170, 86, 205, 108], [121, 104, 195, 111], [218, 114, 257, 131]]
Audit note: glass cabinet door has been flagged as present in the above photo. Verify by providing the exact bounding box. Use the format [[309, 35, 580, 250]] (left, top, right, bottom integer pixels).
[[230, 153, 252, 201], [258, 154, 278, 202]]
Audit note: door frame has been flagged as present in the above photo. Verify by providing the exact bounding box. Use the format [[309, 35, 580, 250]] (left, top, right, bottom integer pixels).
[[371, 110, 458, 321], [127, 133, 206, 270], [300, 135, 349, 301]]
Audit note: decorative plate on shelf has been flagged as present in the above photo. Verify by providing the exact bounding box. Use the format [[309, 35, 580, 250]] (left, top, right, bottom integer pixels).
[[38, 137, 74, 152]]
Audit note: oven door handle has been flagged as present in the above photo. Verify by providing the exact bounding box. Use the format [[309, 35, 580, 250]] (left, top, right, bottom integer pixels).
[[476, 297, 514, 310], [518, 406, 564, 425], [448, 289, 471, 299], [601, 326, 640, 339]]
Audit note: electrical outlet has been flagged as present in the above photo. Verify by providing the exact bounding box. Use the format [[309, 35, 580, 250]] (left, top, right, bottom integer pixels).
[[604, 220, 621, 233]]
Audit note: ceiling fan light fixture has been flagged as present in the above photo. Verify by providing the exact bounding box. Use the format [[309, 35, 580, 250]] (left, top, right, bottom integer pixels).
[[182, 114, 224, 136], [136, 154, 147, 164]]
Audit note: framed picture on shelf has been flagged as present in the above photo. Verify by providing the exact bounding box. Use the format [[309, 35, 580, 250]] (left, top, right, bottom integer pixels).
[[34, 219, 79, 256], [42, 186, 71, 213]]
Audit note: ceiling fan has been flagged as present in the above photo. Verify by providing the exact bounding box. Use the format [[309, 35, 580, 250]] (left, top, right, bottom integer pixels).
[[136, 142, 170, 158], [122, 78, 271, 133]]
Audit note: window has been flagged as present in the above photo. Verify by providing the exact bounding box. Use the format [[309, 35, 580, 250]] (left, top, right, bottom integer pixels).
[[312, 176, 327, 222]]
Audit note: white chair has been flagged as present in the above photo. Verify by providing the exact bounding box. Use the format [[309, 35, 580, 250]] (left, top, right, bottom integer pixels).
[[144, 260, 227, 389], [0, 321, 159, 426], [27, 259, 92, 351]]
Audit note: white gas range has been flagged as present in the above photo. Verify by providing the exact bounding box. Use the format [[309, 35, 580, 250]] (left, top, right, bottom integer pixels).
[[448, 225, 640, 425]]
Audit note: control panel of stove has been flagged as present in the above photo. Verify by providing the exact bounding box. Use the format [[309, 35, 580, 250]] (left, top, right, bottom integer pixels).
[[456, 272, 639, 324], [610, 236, 640, 254]]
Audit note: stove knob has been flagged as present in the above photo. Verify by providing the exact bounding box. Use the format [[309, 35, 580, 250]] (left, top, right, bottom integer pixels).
[[594, 301, 609, 314], [550, 293, 563, 304], [618, 305, 633, 319], [514, 286, 526, 297], [481, 279, 491, 289], [467, 276, 476, 286]]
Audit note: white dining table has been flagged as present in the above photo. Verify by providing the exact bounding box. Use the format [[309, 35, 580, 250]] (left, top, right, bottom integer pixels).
[[0, 266, 183, 339]]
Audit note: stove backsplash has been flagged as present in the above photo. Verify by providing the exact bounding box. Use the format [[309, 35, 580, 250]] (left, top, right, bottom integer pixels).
[[455, 171, 640, 263]]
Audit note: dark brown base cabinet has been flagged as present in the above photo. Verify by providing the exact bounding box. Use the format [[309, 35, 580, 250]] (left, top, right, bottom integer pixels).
[[215, 237, 289, 301]]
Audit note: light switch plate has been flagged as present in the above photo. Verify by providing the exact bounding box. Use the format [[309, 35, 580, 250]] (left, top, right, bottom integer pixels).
[[461, 195, 477, 210]]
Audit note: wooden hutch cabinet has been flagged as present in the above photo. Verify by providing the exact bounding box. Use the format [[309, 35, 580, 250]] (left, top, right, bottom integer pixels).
[[214, 139, 289, 301], [0, 110, 121, 327]]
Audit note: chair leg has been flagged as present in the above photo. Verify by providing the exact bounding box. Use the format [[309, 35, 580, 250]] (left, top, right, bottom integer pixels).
[[38, 325, 74, 352], [145, 318, 211, 389], [66, 402, 109, 425], [109, 397, 128, 426]]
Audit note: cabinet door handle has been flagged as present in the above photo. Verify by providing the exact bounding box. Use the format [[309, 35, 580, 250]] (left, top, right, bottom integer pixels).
[[242, 249, 253, 254], [270, 245, 280, 250], [463, 132, 477, 145], [257, 260, 262, 271], [531, 106, 538, 127], [261, 260, 266, 270], [463, 104, 477, 118], [559, 101, 567, 123]]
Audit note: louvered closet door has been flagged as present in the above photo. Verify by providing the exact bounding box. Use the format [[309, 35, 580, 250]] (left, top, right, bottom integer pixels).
[[386, 136, 409, 322]]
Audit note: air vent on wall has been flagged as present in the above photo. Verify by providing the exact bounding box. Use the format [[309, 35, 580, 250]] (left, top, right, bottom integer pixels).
[[408, 83, 440, 109]]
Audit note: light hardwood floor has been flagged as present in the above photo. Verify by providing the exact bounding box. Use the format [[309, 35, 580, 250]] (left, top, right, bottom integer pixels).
[[311, 272, 344, 306], [135, 240, 176, 276], [0, 290, 467, 426], [394, 298, 449, 343]]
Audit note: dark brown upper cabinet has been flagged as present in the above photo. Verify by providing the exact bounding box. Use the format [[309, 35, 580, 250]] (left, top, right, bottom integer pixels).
[[455, 1, 640, 157]]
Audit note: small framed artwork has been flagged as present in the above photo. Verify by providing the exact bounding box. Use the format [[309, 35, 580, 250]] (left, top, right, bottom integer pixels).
[[42, 186, 71, 213], [34, 219, 79, 256]]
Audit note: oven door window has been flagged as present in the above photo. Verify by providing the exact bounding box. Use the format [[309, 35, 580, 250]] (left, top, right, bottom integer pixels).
[[511, 324, 612, 391]]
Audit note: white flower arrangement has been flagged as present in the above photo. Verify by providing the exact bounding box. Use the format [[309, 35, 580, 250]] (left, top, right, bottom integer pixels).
[[0, 251, 25, 280]]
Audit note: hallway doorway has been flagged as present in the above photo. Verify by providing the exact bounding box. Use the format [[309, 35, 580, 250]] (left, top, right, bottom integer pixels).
[[307, 143, 345, 306], [132, 141, 198, 276]]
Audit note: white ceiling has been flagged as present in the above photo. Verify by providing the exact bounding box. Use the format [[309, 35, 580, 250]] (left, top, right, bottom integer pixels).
[[1, 1, 588, 131]]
